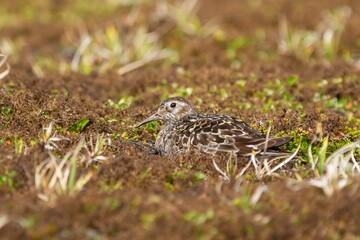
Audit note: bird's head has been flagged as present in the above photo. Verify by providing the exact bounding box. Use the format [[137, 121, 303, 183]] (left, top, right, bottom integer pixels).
[[136, 97, 197, 127]]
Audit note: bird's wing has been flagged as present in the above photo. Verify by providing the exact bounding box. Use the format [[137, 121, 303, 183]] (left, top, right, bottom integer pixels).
[[174, 116, 231, 154], [176, 115, 291, 155], [223, 116, 292, 155], [174, 115, 252, 154]]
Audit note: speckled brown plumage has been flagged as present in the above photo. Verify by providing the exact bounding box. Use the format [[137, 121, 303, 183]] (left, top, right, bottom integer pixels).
[[136, 97, 291, 157]]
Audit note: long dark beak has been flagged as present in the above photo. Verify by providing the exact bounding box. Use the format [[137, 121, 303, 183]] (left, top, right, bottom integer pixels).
[[136, 113, 160, 128]]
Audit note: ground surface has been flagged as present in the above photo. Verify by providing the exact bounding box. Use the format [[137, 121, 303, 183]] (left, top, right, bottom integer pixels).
[[0, 0, 360, 239]]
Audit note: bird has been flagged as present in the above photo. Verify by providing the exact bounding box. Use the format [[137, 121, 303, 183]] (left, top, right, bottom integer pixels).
[[136, 97, 292, 157]]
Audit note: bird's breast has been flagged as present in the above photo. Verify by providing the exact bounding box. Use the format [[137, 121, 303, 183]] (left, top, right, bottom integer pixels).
[[155, 126, 181, 156]]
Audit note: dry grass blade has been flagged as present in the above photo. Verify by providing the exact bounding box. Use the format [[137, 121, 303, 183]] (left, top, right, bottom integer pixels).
[[71, 34, 92, 72], [117, 48, 171, 75], [307, 158, 350, 197], [0, 214, 10, 230], [156, 0, 215, 37], [35, 138, 93, 201], [264, 145, 301, 175], [39, 122, 69, 151], [83, 134, 111, 167], [250, 126, 300, 179], [0, 54, 10, 79], [278, 5, 352, 60], [213, 125, 300, 181], [326, 141, 360, 165], [27, 55, 45, 78], [212, 158, 230, 181], [213, 155, 252, 182], [288, 140, 360, 197], [250, 184, 268, 206], [67, 0, 218, 76], [70, 23, 176, 75]]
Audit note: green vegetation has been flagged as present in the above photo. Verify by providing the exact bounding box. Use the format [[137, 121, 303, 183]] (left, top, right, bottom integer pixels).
[[184, 209, 214, 225], [0, 105, 12, 118], [35, 138, 93, 201], [278, 6, 352, 61], [165, 171, 184, 191], [137, 167, 152, 185], [144, 121, 161, 133], [0, 105, 13, 127], [160, 83, 193, 99], [192, 172, 206, 184], [0, 170, 18, 190], [68, 118, 90, 133], [107, 96, 134, 111], [231, 185, 264, 213], [226, 36, 254, 66], [13, 137, 25, 155]]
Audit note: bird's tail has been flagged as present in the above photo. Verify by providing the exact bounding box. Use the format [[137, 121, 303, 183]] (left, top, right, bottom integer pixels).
[[269, 136, 292, 148], [258, 136, 293, 157]]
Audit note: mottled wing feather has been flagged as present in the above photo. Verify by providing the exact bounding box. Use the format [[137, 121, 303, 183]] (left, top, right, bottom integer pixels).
[[175, 115, 262, 155], [175, 114, 292, 155]]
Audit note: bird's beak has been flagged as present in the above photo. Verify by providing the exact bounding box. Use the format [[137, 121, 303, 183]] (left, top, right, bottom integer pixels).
[[136, 113, 160, 128]]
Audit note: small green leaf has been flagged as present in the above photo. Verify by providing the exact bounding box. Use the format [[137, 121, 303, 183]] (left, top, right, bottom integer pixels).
[[287, 75, 298, 86], [19, 217, 36, 229], [184, 210, 214, 225], [236, 79, 246, 89], [317, 136, 329, 176], [68, 118, 90, 133], [164, 182, 174, 191], [146, 122, 160, 132], [0, 106, 13, 118], [0, 170, 18, 190], [113, 133, 121, 140], [193, 172, 206, 183]]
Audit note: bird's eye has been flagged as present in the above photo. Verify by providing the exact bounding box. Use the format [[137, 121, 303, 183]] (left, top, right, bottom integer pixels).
[[170, 102, 176, 108]]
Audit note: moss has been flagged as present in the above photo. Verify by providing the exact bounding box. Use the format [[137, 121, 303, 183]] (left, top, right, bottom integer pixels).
[[344, 126, 360, 140], [326, 138, 352, 153], [276, 129, 312, 157]]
